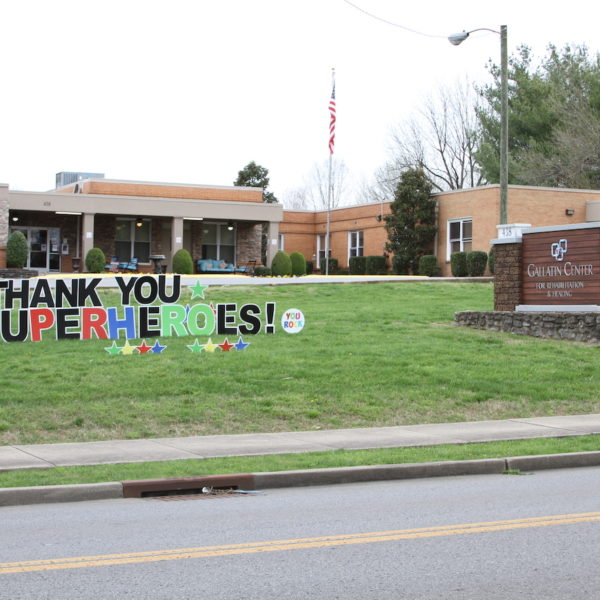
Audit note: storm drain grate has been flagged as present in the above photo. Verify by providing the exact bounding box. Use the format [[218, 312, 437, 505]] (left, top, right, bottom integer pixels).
[[145, 488, 245, 501], [122, 474, 256, 499], [142, 486, 237, 499]]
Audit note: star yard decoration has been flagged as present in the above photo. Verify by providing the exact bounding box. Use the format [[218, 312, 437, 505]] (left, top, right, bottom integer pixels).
[[218, 338, 234, 352], [234, 336, 250, 351], [151, 340, 167, 354], [202, 337, 218, 353], [121, 340, 136, 356], [187, 338, 204, 353], [189, 281, 208, 300], [136, 340, 153, 354], [104, 341, 122, 356]]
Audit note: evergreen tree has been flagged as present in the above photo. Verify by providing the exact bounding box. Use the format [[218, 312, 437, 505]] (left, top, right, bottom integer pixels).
[[477, 44, 600, 188], [234, 161, 278, 203], [385, 168, 437, 275]]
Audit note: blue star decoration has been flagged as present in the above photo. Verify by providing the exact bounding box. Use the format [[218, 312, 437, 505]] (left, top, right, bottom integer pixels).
[[150, 340, 167, 354], [189, 281, 208, 300], [234, 336, 250, 351]]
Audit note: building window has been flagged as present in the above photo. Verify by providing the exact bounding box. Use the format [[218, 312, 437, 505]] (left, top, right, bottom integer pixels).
[[317, 234, 331, 264], [278, 233, 285, 251], [447, 218, 472, 260], [202, 222, 235, 263], [348, 230, 364, 259], [115, 219, 151, 263]]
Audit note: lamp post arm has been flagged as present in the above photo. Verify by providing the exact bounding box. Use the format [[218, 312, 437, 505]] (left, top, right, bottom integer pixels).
[[467, 27, 500, 36]]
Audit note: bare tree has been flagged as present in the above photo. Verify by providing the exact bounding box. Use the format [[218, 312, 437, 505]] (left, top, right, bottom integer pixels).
[[385, 79, 484, 193], [305, 158, 351, 210], [282, 158, 353, 210], [281, 186, 310, 210]]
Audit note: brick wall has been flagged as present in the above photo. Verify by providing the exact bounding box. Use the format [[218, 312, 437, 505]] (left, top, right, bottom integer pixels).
[[77, 181, 263, 203], [493, 242, 522, 311], [282, 203, 390, 269], [437, 185, 591, 276]]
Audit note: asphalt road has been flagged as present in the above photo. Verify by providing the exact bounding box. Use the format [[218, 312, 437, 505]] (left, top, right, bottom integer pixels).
[[2, 467, 599, 599]]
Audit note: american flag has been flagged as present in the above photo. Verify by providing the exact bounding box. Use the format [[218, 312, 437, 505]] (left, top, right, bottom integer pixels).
[[328, 80, 336, 155]]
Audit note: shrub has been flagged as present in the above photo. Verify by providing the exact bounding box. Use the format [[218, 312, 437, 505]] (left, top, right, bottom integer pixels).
[[392, 255, 410, 275], [418, 255, 440, 277], [254, 266, 271, 276], [271, 251, 292, 276], [488, 246, 495, 274], [349, 256, 366, 275], [337, 268, 350, 275], [6, 231, 28, 268], [305, 260, 314, 275], [320, 257, 338, 274], [85, 247, 106, 273], [450, 252, 468, 277], [366, 255, 387, 275], [467, 250, 488, 277], [172, 249, 193, 274], [290, 251, 307, 276]]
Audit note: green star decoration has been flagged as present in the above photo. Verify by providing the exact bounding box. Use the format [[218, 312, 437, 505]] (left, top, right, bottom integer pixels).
[[189, 281, 208, 299], [187, 338, 204, 353], [104, 341, 122, 356]]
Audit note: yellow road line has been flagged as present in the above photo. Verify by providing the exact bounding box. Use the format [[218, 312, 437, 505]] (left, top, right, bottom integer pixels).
[[2, 511, 599, 575]]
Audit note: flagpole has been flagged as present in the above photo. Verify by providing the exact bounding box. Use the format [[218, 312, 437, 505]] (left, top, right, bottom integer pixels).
[[326, 67, 335, 276]]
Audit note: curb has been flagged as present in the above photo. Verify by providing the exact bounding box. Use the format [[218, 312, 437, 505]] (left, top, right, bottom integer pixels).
[[1, 452, 599, 508], [0, 482, 122, 507]]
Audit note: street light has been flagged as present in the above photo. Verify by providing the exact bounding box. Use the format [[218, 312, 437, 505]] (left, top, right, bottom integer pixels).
[[449, 25, 508, 225]]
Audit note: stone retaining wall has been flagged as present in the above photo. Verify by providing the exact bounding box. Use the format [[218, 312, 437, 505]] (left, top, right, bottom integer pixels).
[[456, 310, 600, 344]]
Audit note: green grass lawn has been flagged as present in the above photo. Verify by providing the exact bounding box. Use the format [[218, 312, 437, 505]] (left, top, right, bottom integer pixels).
[[1, 280, 600, 445], [1, 435, 598, 489]]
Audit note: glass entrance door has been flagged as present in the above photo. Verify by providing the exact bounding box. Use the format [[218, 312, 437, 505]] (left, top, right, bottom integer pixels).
[[29, 229, 48, 269], [10, 227, 61, 272]]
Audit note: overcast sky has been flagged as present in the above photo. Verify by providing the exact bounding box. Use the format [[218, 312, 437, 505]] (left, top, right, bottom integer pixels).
[[2, 0, 599, 204]]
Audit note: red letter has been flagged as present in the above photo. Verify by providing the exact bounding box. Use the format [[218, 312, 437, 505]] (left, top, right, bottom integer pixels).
[[29, 308, 55, 342], [81, 307, 108, 340]]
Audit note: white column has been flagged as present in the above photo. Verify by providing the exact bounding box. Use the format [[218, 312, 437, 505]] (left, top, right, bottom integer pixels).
[[81, 213, 95, 271], [170, 217, 184, 271], [266, 221, 279, 267]]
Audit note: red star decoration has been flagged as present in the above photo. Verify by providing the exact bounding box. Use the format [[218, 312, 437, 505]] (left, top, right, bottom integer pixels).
[[136, 340, 153, 354], [218, 338, 234, 352]]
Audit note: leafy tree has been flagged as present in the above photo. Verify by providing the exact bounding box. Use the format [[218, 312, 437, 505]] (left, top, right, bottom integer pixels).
[[234, 161, 278, 203], [384, 168, 437, 275], [477, 44, 600, 188]]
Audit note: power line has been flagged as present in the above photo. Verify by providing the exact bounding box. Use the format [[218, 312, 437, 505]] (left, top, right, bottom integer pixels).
[[341, 0, 446, 39]]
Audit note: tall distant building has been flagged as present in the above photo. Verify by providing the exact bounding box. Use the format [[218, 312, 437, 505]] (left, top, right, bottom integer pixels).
[[55, 171, 104, 189]]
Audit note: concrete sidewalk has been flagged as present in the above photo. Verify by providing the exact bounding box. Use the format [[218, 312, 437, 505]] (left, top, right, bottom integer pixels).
[[2, 414, 600, 473]]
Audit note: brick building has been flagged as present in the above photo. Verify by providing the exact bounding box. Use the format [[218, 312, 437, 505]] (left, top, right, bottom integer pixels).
[[280, 185, 600, 276], [1, 179, 282, 273], [2, 178, 600, 275]]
